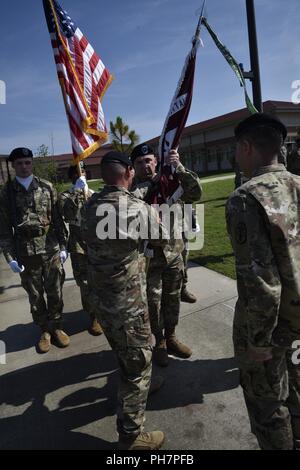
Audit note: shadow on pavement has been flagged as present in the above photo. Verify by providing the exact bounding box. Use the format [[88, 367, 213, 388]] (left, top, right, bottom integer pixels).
[[0, 310, 92, 354], [149, 356, 239, 411], [0, 350, 239, 449], [0, 350, 118, 449]]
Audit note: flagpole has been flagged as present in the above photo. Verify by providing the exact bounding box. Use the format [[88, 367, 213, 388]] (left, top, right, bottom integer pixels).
[[193, 0, 206, 44]]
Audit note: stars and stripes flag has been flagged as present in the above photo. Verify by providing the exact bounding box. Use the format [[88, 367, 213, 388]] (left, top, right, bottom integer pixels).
[[43, 0, 113, 164], [156, 6, 205, 205]]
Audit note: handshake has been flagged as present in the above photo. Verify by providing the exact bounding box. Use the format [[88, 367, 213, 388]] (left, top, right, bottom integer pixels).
[[8, 251, 69, 273]]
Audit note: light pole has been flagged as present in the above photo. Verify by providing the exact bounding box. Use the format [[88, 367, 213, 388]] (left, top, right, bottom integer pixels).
[[245, 0, 263, 112]]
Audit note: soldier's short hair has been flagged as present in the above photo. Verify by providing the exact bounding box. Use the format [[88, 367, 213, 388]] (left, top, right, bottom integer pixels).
[[235, 113, 287, 157], [235, 113, 287, 140]]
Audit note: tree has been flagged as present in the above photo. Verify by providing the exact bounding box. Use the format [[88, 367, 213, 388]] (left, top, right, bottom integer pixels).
[[110, 116, 139, 155], [33, 144, 63, 193], [35, 144, 49, 158]]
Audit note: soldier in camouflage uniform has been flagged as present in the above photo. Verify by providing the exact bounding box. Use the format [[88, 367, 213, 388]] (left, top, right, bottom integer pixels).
[[58, 164, 102, 335], [278, 144, 287, 167], [0, 148, 69, 353], [287, 139, 300, 176], [80, 151, 168, 450], [181, 206, 200, 304], [226, 113, 300, 450], [131, 143, 202, 367]]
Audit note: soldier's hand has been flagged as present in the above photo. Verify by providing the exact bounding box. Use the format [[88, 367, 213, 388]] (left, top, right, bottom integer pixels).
[[9, 260, 25, 274], [247, 345, 273, 362], [74, 176, 87, 191], [165, 149, 180, 168], [59, 250, 68, 265]]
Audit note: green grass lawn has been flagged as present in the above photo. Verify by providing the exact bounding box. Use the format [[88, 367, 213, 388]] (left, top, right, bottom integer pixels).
[[87, 180, 105, 192], [189, 178, 236, 279], [59, 177, 236, 279]]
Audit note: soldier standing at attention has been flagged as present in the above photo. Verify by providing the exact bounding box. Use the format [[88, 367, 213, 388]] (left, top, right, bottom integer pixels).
[[81, 151, 168, 450], [59, 163, 102, 336], [131, 143, 202, 367], [226, 113, 300, 450], [0, 148, 69, 353]]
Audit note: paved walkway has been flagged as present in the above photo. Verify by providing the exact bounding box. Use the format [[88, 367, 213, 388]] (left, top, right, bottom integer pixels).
[[0, 256, 256, 450], [201, 174, 235, 184]]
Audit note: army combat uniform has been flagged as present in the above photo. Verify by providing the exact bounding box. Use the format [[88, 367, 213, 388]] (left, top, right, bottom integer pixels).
[[81, 185, 168, 439], [133, 162, 202, 362], [0, 176, 67, 332], [59, 185, 102, 332], [226, 164, 300, 450], [287, 146, 300, 176]]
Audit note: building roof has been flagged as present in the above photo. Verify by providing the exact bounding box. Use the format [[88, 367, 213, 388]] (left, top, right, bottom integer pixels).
[[1, 101, 299, 163], [0, 144, 113, 167], [146, 100, 300, 145]]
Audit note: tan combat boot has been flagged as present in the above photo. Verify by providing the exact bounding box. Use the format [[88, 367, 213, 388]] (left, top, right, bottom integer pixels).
[[38, 332, 51, 353], [53, 329, 70, 347], [118, 431, 165, 450], [181, 287, 197, 303], [166, 330, 192, 359], [89, 318, 103, 336], [153, 339, 168, 367]]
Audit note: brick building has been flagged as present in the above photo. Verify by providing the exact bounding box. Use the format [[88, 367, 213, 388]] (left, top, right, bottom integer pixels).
[[1, 100, 300, 184], [0, 144, 113, 185], [146, 100, 300, 174]]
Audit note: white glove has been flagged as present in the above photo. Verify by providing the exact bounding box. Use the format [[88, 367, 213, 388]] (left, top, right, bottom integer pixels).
[[74, 176, 87, 191], [192, 223, 201, 234], [59, 250, 68, 264], [9, 260, 25, 273]]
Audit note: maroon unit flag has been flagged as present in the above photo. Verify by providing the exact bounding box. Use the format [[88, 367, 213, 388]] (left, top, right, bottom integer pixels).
[[157, 11, 204, 204], [43, 0, 113, 164]]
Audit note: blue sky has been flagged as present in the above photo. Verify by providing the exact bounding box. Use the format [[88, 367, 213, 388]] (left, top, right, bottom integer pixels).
[[0, 0, 299, 155]]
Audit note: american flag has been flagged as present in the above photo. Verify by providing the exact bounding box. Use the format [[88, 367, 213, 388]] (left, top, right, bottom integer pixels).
[[43, 0, 113, 164], [156, 11, 204, 205]]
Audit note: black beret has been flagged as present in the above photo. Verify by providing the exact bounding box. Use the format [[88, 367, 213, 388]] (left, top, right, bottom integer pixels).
[[235, 113, 287, 141], [9, 147, 33, 162], [101, 151, 132, 167], [131, 143, 155, 163]]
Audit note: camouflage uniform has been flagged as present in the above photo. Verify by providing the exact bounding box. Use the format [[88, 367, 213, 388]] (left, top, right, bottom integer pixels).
[[278, 145, 287, 167], [287, 144, 300, 175], [0, 176, 67, 330], [133, 163, 202, 342], [59, 186, 95, 319], [80, 185, 168, 437], [226, 164, 300, 450]]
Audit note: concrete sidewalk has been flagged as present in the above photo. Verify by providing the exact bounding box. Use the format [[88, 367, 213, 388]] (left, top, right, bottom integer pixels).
[[0, 256, 257, 450]]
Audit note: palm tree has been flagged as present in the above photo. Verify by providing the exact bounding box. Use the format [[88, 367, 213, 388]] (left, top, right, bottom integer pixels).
[[110, 116, 139, 155]]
